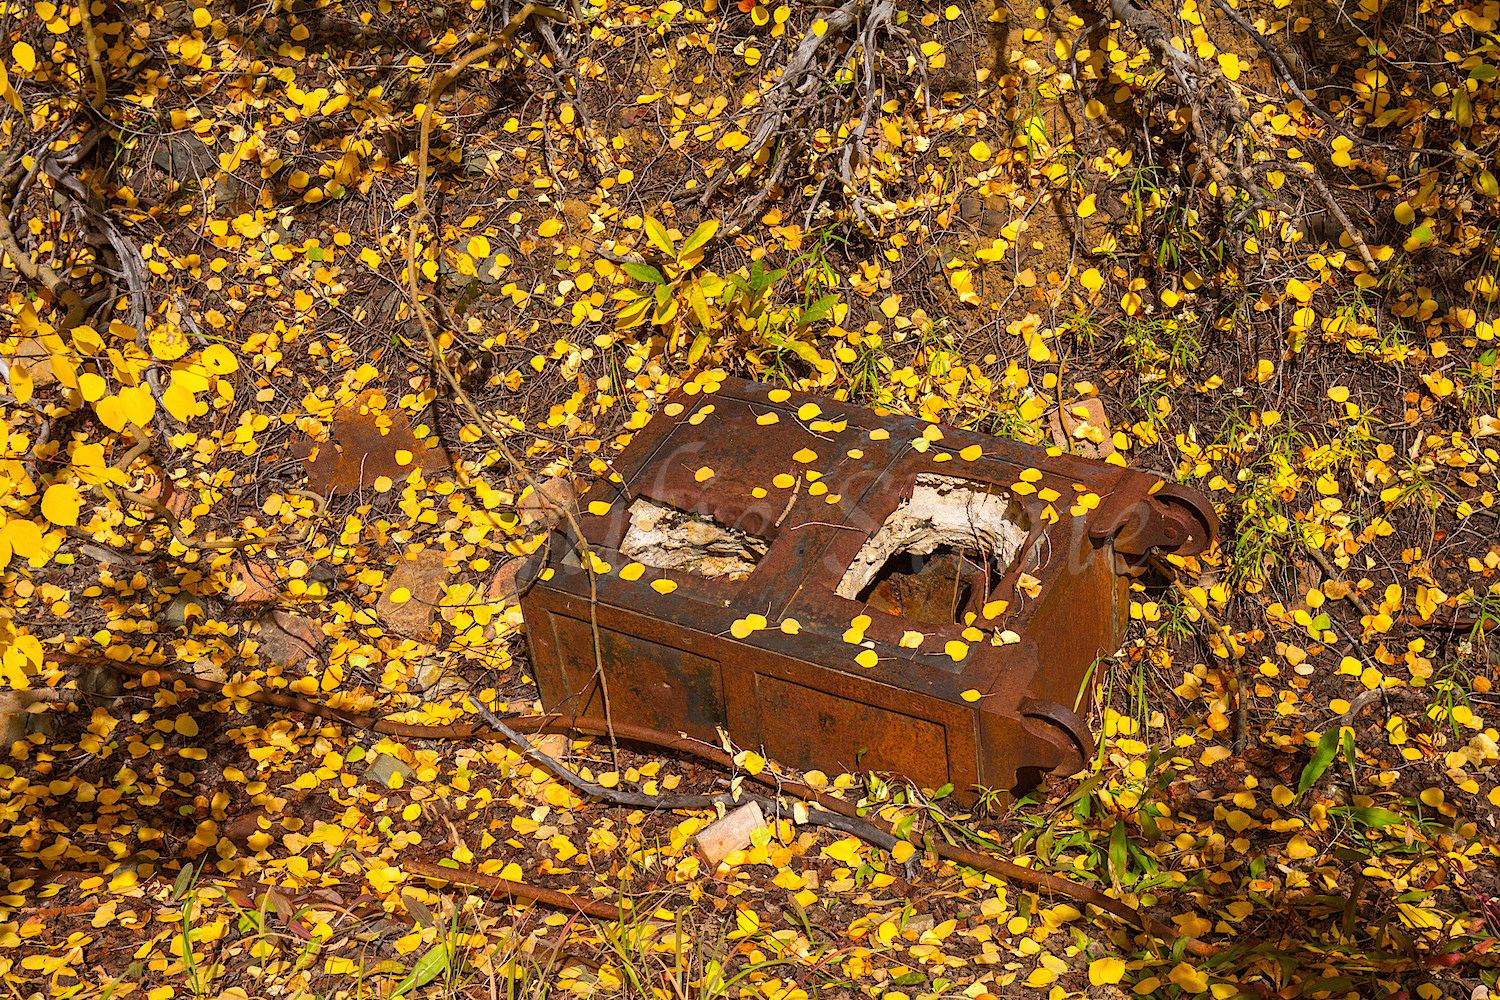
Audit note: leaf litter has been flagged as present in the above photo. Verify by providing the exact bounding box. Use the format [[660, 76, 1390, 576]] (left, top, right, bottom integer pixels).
[[0, 0, 1499, 995]]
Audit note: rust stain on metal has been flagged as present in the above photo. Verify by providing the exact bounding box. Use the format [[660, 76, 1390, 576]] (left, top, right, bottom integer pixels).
[[292, 389, 450, 495], [520, 377, 1219, 805]]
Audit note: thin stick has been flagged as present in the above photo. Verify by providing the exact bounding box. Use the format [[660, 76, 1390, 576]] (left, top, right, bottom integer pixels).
[[402, 859, 624, 920], [1307, 167, 1380, 275], [47, 652, 1213, 954], [402, 39, 619, 766], [1152, 554, 1248, 754]]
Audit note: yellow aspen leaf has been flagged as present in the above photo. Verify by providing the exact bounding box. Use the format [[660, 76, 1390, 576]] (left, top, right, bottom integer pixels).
[[6, 359, 31, 405], [176, 713, 200, 737], [694, 466, 714, 482], [945, 640, 969, 661], [2, 518, 43, 559], [1284, 834, 1317, 859], [619, 563, 644, 581], [901, 631, 925, 648], [1090, 957, 1127, 986], [880, 294, 901, 318], [1028, 332, 1053, 362], [1200, 744, 1232, 766], [587, 500, 611, 515], [892, 840, 916, 862], [0, 64, 19, 112], [1025, 967, 1057, 988], [95, 396, 127, 432], [960, 444, 982, 461], [779, 618, 801, 634], [12, 42, 36, 73], [855, 649, 878, 668], [1076, 194, 1097, 218], [823, 837, 860, 862], [162, 383, 199, 423], [969, 140, 992, 161], [201, 344, 239, 374], [797, 402, 822, 420], [149, 323, 191, 361], [1217, 51, 1241, 80], [78, 372, 107, 402], [537, 218, 562, 238], [734, 750, 765, 775], [651, 579, 677, 594], [1168, 962, 1208, 993], [41, 484, 83, 527], [960, 688, 981, 702], [120, 386, 157, 428]]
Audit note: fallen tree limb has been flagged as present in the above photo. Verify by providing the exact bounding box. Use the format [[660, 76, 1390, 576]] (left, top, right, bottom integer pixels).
[[44, 652, 1211, 954], [404, 37, 620, 765], [402, 859, 626, 920]]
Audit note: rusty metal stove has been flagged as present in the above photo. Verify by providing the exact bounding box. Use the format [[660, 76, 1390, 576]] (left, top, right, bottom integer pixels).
[[519, 377, 1216, 802]]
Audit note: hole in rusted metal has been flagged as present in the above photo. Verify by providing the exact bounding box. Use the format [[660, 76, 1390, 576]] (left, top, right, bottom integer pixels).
[[620, 499, 770, 581], [859, 548, 986, 624], [837, 475, 1029, 623]]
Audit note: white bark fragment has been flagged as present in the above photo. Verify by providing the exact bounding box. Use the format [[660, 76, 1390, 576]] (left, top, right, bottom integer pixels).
[[836, 475, 1029, 600], [695, 800, 767, 867], [621, 499, 768, 580]]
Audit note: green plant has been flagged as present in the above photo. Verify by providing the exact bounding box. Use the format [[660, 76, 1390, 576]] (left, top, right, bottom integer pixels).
[[613, 216, 724, 343], [612, 219, 840, 383]]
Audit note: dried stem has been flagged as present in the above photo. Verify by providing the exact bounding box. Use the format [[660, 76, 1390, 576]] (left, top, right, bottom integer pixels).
[[402, 39, 619, 766]]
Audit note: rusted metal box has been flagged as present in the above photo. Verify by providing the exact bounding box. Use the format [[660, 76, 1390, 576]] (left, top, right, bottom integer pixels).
[[520, 376, 1216, 800]]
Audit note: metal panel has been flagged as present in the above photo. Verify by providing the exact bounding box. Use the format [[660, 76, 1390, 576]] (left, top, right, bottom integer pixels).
[[519, 376, 1218, 805]]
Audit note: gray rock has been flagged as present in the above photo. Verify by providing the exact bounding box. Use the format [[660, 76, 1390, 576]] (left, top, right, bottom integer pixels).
[[364, 753, 415, 787]]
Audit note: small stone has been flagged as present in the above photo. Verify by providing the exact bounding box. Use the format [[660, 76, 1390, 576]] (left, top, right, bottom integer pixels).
[[13, 340, 56, 388], [487, 558, 527, 605], [1047, 397, 1114, 460], [79, 544, 128, 565], [163, 593, 205, 631], [377, 548, 450, 635], [257, 613, 320, 667], [228, 560, 280, 603], [413, 657, 444, 691], [529, 733, 568, 761], [517, 477, 577, 528], [364, 752, 416, 788], [192, 657, 228, 684]]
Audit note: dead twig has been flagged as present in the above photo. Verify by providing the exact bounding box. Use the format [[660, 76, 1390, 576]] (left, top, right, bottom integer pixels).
[[46, 652, 1213, 955], [402, 40, 620, 766], [1151, 554, 1248, 754], [402, 859, 624, 920]]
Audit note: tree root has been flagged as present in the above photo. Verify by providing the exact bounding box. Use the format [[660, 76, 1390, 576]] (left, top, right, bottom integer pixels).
[[700, 0, 926, 234]]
